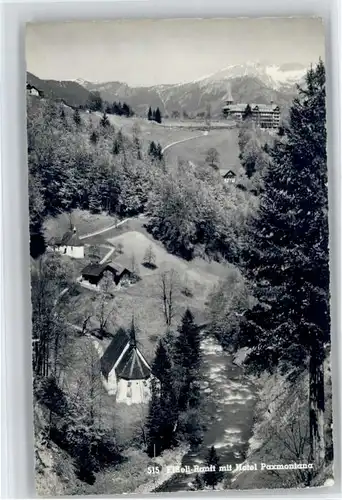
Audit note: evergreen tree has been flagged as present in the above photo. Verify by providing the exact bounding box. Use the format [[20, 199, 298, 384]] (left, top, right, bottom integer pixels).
[[146, 340, 180, 457], [146, 378, 162, 457], [203, 446, 224, 489], [240, 60, 329, 469], [175, 309, 201, 373], [162, 327, 174, 353], [88, 91, 103, 112], [278, 125, 285, 137], [155, 107, 162, 124], [60, 107, 66, 120], [145, 376, 176, 457], [90, 130, 98, 144], [112, 139, 120, 155], [154, 340, 178, 408], [152, 340, 172, 389], [134, 136, 142, 160], [73, 108, 81, 126], [193, 474, 205, 490], [117, 130, 124, 146], [147, 141, 163, 162], [243, 104, 253, 120], [156, 143, 163, 161], [122, 103, 131, 117], [89, 187, 102, 213], [147, 106, 153, 121], [175, 309, 201, 410], [112, 101, 119, 115], [100, 111, 110, 128], [148, 141, 157, 158], [112, 130, 124, 155]]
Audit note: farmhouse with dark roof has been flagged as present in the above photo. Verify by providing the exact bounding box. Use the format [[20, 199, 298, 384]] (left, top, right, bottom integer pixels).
[[221, 169, 237, 184], [81, 261, 133, 287]]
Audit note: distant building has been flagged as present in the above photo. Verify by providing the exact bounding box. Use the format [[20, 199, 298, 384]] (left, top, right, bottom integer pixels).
[[223, 83, 234, 106], [48, 226, 84, 259], [222, 85, 280, 128], [221, 169, 236, 184], [100, 321, 154, 404], [81, 261, 133, 287], [26, 83, 44, 97]]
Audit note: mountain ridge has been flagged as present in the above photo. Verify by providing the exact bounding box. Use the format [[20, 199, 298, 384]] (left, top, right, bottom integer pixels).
[[73, 61, 307, 90], [27, 61, 306, 117], [27, 72, 94, 108], [75, 62, 305, 117]]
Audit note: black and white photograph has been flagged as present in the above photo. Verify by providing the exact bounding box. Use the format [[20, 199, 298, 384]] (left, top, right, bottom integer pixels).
[[26, 17, 333, 495]]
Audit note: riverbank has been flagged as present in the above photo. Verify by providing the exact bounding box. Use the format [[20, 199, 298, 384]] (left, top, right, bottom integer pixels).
[[156, 335, 257, 493], [230, 355, 334, 490]]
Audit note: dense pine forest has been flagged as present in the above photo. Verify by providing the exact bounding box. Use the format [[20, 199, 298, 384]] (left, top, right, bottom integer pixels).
[[29, 60, 333, 494], [28, 97, 255, 261]]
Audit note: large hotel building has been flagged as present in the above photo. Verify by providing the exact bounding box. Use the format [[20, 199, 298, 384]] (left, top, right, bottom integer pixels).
[[222, 86, 281, 129]]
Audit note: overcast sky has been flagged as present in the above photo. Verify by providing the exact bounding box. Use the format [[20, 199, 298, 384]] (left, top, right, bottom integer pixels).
[[26, 18, 325, 86]]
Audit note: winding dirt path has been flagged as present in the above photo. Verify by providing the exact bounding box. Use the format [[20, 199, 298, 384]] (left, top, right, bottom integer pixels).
[[161, 131, 209, 154], [79, 218, 131, 240]]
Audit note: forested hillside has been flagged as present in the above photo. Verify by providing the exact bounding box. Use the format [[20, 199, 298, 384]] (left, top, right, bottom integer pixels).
[[207, 60, 333, 488], [81, 74, 297, 118], [28, 59, 333, 494], [28, 69, 297, 119], [27, 72, 96, 108], [28, 97, 255, 262]]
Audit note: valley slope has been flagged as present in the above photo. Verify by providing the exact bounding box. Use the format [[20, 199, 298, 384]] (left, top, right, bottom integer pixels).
[[79, 62, 304, 117], [27, 62, 304, 118]]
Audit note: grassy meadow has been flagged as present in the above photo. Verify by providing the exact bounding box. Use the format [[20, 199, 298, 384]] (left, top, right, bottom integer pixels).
[[66, 225, 233, 362], [163, 127, 242, 172], [89, 112, 205, 149]]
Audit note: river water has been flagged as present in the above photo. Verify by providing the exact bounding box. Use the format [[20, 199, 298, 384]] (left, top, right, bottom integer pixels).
[[156, 335, 257, 492]]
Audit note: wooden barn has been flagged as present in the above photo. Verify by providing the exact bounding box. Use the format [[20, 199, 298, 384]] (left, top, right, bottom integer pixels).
[[100, 322, 154, 405], [81, 261, 133, 287]]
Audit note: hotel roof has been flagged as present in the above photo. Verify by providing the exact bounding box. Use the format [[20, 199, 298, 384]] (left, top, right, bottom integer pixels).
[[223, 103, 280, 113]]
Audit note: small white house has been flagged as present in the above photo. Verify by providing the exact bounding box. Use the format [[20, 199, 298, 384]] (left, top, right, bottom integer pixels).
[[222, 169, 237, 184], [48, 226, 85, 259], [26, 83, 43, 97], [100, 323, 154, 405]]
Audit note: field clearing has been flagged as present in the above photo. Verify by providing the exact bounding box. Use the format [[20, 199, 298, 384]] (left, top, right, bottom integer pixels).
[[64, 229, 234, 443], [160, 119, 236, 129], [164, 127, 242, 172], [89, 113, 207, 147], [44, 209, 118, 241], [67, 230, 233, 359]]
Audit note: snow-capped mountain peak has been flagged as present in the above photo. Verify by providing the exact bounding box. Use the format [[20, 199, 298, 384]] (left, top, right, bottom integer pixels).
[[193, 62, 307, 90], [73, 77, 100, 86]]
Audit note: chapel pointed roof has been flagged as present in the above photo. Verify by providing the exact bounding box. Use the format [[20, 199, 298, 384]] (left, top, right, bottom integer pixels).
[[100, 323, 151, 381], [223, 82, 234, 103], [101, 328, 130, 378], [115, 345, 151, 380]]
